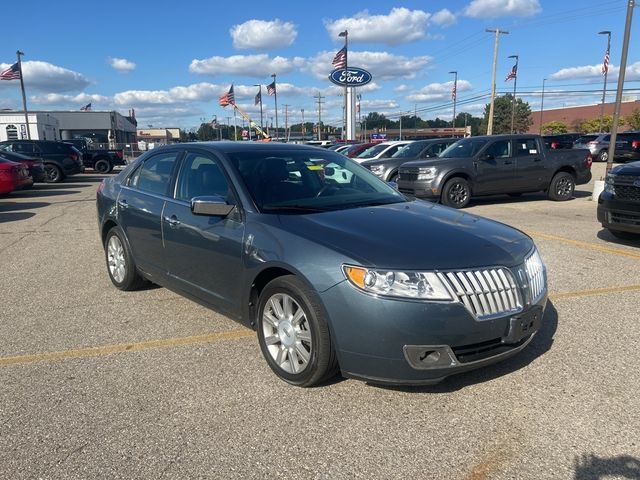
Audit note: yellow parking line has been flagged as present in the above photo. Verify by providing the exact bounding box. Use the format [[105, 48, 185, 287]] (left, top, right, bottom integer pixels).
[[527, 230, 640, 260], [550, 284, 640, 300], [0, 329, 255, 368]]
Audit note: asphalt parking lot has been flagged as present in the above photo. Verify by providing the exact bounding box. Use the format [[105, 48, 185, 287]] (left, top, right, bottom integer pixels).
[[1, 163, 639, 479]]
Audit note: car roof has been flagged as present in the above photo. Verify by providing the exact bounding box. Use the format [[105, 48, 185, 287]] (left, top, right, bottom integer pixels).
[[155, 141, 345, 155]]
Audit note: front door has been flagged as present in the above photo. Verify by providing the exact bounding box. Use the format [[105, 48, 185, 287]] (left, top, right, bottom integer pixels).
[[512, 137, 548, 191], [473, 139, 516, 194], [162, 150, 245, 315]]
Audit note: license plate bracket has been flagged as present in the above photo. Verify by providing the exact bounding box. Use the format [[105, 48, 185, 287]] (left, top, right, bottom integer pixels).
[[503, 306, 543, 344]]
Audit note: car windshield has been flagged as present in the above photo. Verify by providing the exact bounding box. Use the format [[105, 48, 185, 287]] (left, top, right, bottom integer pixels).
[[356, 143, 390, 159], [392, 142, 427, 158], [439, 138, 490, 158], [227, 150, 407, 213]]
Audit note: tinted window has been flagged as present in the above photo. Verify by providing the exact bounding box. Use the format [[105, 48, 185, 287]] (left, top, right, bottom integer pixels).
[[393, 142, 427, 158], [513, 138, 539, 156], [356, 143, 391, 159], [485, 140, 511, 158], [176, 152, 232, 202], [428, 141, 452, 157], [440, 139, 490, 158], [12, 143, 35, 154], [131, 152, 179, 196]]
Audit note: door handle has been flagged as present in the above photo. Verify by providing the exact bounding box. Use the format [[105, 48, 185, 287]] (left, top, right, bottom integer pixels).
[[117, 199, 128, 209], [164, 215, 180, 228]]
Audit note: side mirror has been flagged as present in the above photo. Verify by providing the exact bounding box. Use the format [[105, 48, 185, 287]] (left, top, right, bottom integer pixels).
[[191, 195, 235, 217]]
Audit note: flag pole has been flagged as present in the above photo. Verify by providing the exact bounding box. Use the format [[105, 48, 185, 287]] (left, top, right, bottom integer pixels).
[[16, 50, 31, 140], [339, 30, 348, 141], [509, 55, 519, 134], [271, 73, 279, 141]]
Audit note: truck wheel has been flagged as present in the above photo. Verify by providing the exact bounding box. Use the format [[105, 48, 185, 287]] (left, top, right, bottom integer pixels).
[[547, 172, 575, 201], [441, 177, 471, 209], [94, 159, 112, 174], [597, 150, 608, 162], [44, 164, 64, 183]]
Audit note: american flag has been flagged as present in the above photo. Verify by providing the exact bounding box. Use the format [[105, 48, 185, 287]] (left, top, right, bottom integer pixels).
[[451, 83, 457, 101], [80, 102, 92, 111], [0, 62, 21, 81], [254, 90, 261, 105], [505, 64, 517, 82], [266, 81, 276, 96], [602, 49, 610, 75], [218, 85, 235, 107], [332, 47, 347, 70]]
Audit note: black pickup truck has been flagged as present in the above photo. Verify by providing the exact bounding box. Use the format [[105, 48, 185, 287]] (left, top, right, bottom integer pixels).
[[598, 161, 640, 239], [396, 134, 593, 208], [63, 138, 126, 173]]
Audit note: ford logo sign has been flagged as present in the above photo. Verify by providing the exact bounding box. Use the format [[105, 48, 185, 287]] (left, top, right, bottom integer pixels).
[[329, 67, 373, 87]]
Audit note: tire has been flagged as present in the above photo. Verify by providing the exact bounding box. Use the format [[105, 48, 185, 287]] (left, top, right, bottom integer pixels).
[[609, 229, 639, 241], [104, 226, 146, 291], [547, 172, 575, 201], [256, 275, 338, 387], [597, 150, 608, 162], [441, 177, 471, 209], [94, 159, 112, 174], [44, 164, 64, 183], [388, 172, 398, 183]]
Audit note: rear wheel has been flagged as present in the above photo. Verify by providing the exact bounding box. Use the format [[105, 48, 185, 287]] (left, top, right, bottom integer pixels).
[[105, 226, 146, 291], [44, 164, 63, 183], [257, 275, 338, 387], [547, 172, 575, 201], [441, 177, 471, 209], [597, 150, 608, 162], [94, 159, 112, 174]]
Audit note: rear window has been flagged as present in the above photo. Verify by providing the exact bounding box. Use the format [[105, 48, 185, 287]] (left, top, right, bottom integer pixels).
[[575, 135, 598, 144]]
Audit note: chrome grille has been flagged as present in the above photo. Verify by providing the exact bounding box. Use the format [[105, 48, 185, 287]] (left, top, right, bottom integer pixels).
[[524, 249, 546, 303], [437, 268, 522, 320]]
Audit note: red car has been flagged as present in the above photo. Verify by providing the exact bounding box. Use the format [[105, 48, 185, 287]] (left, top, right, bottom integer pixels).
[[344, 142, 377, 158], [0, 150, 45, 183], [0, 158, 33, 195]]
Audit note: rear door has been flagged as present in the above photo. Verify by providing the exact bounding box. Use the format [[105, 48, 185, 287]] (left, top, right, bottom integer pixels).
[[512, 137, 547, 191], [473, 139, 516, 194], [118, 150, 181, 277], [162, 150, 245, 315]]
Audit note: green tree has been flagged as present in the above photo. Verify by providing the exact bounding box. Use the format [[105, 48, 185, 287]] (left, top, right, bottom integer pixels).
[[541, 121, 568, 134], [580, 115, 613, 133], [455, 112, 483, 135], [197, 123, 216, 141], [624, 108, 640, 130], [363, 112, 391, 130], [480, 94, 533, 134]]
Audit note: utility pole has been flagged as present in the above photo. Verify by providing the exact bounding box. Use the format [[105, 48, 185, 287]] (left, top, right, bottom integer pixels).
[[314, 92, 324, 141], [539, 78, 547, 135], [598, 30, 612, 133], [449, 70, 458, 136], [414, 104, 418, 139], [301, 108, 305, 137], [399, 114, 402, 141], [486, 28, 509, 135], [606, 0, 635, 174], [283, 104, 290, 142]]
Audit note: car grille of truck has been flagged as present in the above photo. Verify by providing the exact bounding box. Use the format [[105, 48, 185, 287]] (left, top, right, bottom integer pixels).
[[436, 268, 522, 320], [398, 172, 419, 181], [615, 184, 640, 202], [611, 211, 640, 227]]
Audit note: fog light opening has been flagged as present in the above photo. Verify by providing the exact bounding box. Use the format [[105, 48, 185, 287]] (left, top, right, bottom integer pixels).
[[419, 350, 441, 364]]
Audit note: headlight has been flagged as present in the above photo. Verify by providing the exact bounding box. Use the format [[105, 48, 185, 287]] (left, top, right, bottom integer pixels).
[[604, 173, 616, 194], [417, 167, 437, 181], [369, 165, 385, 177], [343, 265, 452, 300]]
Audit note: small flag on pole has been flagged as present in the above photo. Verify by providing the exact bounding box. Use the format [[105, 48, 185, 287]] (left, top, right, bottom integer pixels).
[[332, 47, 347, 70], [254, 90, 261, 105], [80, 102, 92, 111], [0, 62, 21, 80], [505, 64, 517, 82], [266, 81, 276, 96], [602, 49, 610, 76], [218, 85, 235, 107]]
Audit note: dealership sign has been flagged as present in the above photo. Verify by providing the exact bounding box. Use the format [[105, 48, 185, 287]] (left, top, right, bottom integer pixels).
[[329, 67, 373, 87]]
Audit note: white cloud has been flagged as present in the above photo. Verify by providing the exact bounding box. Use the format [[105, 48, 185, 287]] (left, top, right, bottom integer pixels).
[[464, 0, 541, 18], [394, 84, 409, 93], [114, 82, 223, 106], [406, 80, 473, 102], [108, 57, 136, 73], [0, 61, 90, 92], [306, 51, 431, 81], [550, 61, 640, 82], [31, 93, 110, 106], [189, 54, 304, 77], [230, 19, 297, 50], [431, 9, 457, 27], [325, 8, 430, 46]]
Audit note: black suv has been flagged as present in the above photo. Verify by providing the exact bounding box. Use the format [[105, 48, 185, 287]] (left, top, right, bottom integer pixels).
[[598, 160, 640, 240], [0, 140, 84, 182], [543, 133, 582, 149]]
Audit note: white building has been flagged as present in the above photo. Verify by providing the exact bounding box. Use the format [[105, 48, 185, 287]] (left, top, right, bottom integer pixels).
[[0, 112, 60, 141]]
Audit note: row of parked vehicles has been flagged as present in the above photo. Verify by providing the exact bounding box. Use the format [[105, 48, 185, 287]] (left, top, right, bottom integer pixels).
[[542, 131, 640, 163], [0, 139, 127, 196]]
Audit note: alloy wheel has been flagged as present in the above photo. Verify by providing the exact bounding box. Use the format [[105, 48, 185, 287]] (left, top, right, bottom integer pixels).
[[556, 177, 573, 197], [449, 182, 469, 206], [107, 235, 126, 284]]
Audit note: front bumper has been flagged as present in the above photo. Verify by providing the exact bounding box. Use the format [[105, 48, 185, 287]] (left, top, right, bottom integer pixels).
[[320, 280, 547, 385], [597, 191, 640, 234], [397, 179, 439, 199]]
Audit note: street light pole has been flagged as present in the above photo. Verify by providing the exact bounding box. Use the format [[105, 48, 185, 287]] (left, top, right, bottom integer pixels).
[[486, 28, 509, 135], [539, 78, 547, 135], [508, 54, 519, 134], [598, 31, 612, 133], [449, 70, 458, 136]]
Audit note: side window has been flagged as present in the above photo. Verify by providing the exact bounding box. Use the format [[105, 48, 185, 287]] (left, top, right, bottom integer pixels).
[[485, 140, 510, 158], [176, 152, 232, 202], [13, 143, 35, 154], [131, 152, 179, 196], [428, 142, 450, 157], [513, 138, 539, 157]]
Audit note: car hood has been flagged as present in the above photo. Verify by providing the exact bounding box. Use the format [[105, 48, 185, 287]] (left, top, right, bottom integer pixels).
[[399, 157, 463, 169], [612, 161, 640, 175], [275, 200, 533, 270]]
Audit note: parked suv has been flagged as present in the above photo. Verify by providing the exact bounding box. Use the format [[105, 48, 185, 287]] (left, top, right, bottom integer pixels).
[[573, 133, 640, 163], [0, 140, 84, 182]]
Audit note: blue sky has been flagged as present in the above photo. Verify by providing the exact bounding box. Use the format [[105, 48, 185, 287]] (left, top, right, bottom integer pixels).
[[1, 0, 638, 131]]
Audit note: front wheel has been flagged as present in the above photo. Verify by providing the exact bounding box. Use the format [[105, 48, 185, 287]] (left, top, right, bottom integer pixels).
[[104, 226, 146, 290], [257, 275, 338, 387], [547, 172, 575, 201], [441, 177, 471, 209]]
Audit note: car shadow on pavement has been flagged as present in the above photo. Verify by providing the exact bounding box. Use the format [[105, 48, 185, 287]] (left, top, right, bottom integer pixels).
[[77, 175, 109, 183], [596, 229, 640, 247], [33, 183, 93, 190], [375, 301, 559, 393], [574, 453, 640, 479], [0, 201, 49, 212], [471, 190, 591, 207], [0, 211, 36, 223], [11, 189, 81, 198]]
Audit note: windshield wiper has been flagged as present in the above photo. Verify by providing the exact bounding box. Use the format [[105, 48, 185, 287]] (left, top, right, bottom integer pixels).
[[261, 204, 328, 212]]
